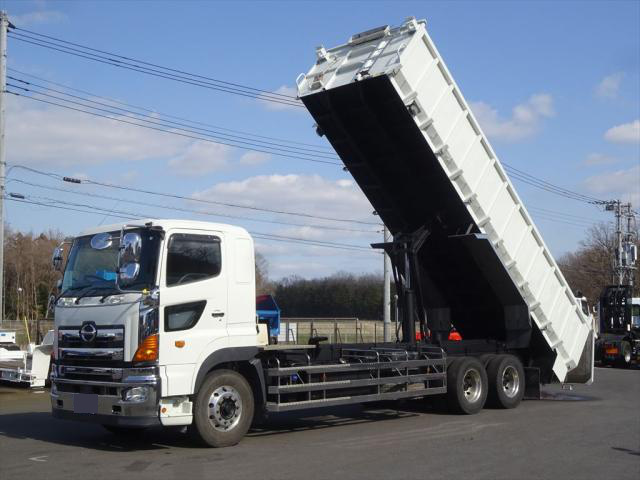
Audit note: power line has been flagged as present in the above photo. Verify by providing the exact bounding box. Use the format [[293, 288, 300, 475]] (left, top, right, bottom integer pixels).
[[10, 164, 599, 233], [10, 83, 607, 203], [6, 29, 606, 206], [530, 213, 594, 229], [528, 205, 599, 223], [11, 26, 299, 100], [8, 164, 381, 226], [8, 75, 336, 158], [8, 67, 333, 151], [502, 164, 605, 204], [6, 88, 341, 166], [9, 178, 379, 234], [8, 30, 304, 108], [5, 196, 378, 253]]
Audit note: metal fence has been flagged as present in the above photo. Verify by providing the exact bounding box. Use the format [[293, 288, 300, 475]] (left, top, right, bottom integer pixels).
[[1, 318, 395, 347], [279, 318, 394, 344], [0, 319, 54, 346]]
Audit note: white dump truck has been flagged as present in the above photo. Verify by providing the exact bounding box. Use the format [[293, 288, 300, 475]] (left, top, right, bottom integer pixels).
[[50, 18, 593, 447]]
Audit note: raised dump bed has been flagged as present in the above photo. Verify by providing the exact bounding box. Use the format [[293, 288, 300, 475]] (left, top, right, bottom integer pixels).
[[298, 18, 592, 383]]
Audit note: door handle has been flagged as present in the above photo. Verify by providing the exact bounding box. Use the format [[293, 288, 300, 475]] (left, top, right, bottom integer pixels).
[[211, 311, 225, 318]]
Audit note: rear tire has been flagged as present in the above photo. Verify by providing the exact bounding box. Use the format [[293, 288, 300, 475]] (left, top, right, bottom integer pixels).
[[192, 369, 254, 448], [615, 342, 632, 369], [486, 354, 525, 409], [478, 354, 497, 367], [446, 357, 487, 414]]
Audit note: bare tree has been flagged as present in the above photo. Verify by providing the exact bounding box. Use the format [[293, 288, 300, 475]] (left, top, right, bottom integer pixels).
[[558, 222, 639, 305]]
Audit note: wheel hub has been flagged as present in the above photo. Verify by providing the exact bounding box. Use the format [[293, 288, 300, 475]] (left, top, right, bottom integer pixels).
[[501, 365, 520, 399], [208, 385, 243, 432], [462, 368, 482, 403]]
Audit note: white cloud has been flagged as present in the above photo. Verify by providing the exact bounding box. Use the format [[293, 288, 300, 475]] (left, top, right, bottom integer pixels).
[[583, 153, 618, 167], [604, 120, 640, 144], [167, 141, 233, 176], [6, 96, 189, 167], [192, 173, 375, 224], [470, 93, 555, 142], [191, 173, 381, 278], [11, 10, 67, 26], [257, 85, 302, 112], [583, 165, 640, 206], [595, 72, 623, 99], [239, 151, 271, 166]]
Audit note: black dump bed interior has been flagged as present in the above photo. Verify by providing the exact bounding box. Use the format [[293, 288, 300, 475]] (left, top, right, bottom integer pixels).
[[302, 75, 532, 349]]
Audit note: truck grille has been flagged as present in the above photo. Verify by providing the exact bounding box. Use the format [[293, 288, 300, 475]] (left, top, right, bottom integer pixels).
[[57, 324, 125, 368]]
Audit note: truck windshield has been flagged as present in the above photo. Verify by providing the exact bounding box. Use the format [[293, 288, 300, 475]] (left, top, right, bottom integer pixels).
[[61, 228, 162, 296]]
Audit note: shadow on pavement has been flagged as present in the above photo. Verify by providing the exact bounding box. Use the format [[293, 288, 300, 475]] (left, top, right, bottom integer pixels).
[[0, 412, 197, 452], [1, 402, 430, 450], [249, 403, 422, 438], [611, 446, 640, 457]]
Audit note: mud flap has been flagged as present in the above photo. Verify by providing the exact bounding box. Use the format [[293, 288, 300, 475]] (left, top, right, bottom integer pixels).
[[524, 367, 541, 400]]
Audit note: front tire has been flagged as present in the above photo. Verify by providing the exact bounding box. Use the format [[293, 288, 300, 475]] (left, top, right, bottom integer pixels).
[[192, 369, 254, 448], [446, 357, 488, 414], [486, 354, 525, 409]]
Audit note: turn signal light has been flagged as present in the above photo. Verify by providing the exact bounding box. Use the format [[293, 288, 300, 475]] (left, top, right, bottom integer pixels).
[[133, 334, 158, 362]]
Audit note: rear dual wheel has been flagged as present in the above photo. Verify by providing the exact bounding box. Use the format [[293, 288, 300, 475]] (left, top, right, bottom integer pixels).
[[446, 357, 488, 414], [486, 354, 525, 409], [615, 341, 632, 369], [446, 354, 525, 413]]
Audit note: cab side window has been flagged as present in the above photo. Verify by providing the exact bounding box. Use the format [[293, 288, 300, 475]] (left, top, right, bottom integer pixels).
[[166, 234, 221, 286]]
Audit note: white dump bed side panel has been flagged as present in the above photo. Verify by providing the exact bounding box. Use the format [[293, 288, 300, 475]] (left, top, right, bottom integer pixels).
[[299, 19, 592, 381]]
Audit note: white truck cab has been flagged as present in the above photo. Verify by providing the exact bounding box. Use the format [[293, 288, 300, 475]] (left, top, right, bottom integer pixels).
[[51, 219, 262, 439]]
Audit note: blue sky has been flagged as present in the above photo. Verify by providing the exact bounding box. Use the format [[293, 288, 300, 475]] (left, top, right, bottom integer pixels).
[[2, 0, 639, 279]]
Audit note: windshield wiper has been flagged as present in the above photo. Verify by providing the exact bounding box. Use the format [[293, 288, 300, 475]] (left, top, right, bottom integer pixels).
[[55, 283, 92, 302], [99, 289, 122, 303], [73, 283, 116, 304], [74, 286, 102, 304]]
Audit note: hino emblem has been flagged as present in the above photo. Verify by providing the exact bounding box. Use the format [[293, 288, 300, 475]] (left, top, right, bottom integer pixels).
[[80, 323, 97, 343]]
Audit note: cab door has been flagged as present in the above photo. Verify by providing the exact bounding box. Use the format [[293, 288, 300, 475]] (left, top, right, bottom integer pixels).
[[159, 229, 228, 395]]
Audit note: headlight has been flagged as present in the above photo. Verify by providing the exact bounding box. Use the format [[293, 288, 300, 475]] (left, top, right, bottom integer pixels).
[[57, 297, 75, 307], [123, 386, 149, 403]]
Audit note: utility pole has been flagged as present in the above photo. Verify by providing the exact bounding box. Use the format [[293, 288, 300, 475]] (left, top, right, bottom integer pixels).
[[383, 225, 391, 342], [605, 200, 637, 288], [0, 11, 9, 325]]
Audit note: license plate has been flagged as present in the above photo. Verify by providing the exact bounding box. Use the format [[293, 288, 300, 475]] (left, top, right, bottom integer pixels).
[[74, 394, 98, 414]]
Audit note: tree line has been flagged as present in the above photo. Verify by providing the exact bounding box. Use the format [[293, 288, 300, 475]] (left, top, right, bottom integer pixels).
[[1, 222, 637, 323], [2, 227, 62, 321]]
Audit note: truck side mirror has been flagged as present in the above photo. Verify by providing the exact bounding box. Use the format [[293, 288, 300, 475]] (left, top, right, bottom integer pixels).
[[52, 246, 64, 271], [119, 262, 140, 284], [117, 231, 142, 287], [121, 232, 142, 263]]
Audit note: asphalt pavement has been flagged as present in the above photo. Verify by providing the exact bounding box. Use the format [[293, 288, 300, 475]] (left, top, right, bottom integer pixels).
[[0, 366, 638, 480]]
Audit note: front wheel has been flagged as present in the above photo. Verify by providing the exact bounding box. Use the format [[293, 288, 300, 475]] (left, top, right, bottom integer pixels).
[[446, 357, 488, 414], [192, 369, 254, 448]]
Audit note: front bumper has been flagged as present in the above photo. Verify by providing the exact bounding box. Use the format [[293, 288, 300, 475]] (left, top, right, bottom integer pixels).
[[50, 366, 161, 427]]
